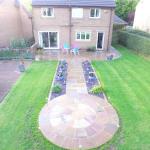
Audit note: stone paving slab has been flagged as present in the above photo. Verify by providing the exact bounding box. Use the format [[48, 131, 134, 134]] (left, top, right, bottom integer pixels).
[[39, 94, 119, 150]]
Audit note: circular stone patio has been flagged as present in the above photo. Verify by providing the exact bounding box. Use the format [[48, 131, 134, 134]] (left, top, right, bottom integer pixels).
[[39, 94, 119, 150]]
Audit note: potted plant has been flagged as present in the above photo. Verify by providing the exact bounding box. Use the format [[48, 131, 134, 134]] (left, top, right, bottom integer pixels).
[[35, 46, 43, 61]]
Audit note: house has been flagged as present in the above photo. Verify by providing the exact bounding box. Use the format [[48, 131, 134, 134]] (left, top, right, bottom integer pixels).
[[32, 0, 116, 51], [0, 0, 33, 48], [133, 0, 150, 33]]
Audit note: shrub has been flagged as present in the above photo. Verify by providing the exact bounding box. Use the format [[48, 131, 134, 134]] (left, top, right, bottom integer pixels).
[[87, 46, 96, 52], [125, 29, 150, 38], [52, 84, 62, 93], [118, 31, 150, 55], [112, 31, 119, 45], [90, 85, 103, 94], [0, 49, 34, 60], [10, 38, 34, 49]]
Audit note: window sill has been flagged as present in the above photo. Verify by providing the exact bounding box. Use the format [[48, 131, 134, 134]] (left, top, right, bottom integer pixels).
[[89, 17, 101, 19], [75, 40, 91, 42], [41, 16, 55, 18]]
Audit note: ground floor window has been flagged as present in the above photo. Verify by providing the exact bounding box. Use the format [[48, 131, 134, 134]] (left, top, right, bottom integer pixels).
[[76, 32, 91, 41], [39, 31, 59, 49]]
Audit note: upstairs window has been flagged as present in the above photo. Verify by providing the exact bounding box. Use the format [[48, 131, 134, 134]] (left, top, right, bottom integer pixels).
[[72, 8, 83, 18], [90, 8, 101, 18], [76, 32, 91, 41], [41, 8, 54, 17]]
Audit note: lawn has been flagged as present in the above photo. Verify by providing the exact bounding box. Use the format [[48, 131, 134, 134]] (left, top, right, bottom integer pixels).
[[92, 45, 150, 150], [0, 61, 65, 150]]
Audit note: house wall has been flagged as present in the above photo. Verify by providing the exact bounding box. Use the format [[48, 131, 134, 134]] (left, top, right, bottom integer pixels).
[[133, 0, 150, 33], [32, 7, 70, 49], [19, 5, 33, 39], [0, 0, 33, 48], [32, 6, 114, 50], [0, 0, 23, 47]]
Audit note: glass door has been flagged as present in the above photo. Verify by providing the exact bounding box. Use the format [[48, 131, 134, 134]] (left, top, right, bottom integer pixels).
[[39, 31, 58, 49], [97, 32, 104, 50], [49, 32, 58, 48]]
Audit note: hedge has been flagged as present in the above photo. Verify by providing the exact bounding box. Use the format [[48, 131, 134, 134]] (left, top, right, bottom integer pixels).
[[0, 50, 34, 60], [112, 31, 119, 45], [118, 31, 150, 55]]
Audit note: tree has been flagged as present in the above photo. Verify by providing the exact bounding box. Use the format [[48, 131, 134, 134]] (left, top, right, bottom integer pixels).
[[115, 0, 139, 20]]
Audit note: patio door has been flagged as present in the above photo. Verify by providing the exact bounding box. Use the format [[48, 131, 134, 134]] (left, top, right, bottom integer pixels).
[[97, 32, 104, 50], [39, 31, 59, 49]]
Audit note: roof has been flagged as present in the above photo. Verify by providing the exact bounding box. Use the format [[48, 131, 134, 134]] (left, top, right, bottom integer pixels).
[[114, 15, 128, 25], [32, 0, 116, 8]]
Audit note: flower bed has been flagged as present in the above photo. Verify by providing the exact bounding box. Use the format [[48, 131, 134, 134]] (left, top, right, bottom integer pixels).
[[50, 60, 68, 100], [82, 60, 104, 99]]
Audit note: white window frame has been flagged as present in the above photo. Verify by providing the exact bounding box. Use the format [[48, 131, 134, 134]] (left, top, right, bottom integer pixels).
[[75, 32, 91, 41], [41, 8, 54, 18], [96, 31, 105, 50], [90, 8, 101, 18], [38, 31, 59, 49], [72, 8, 83, 18]]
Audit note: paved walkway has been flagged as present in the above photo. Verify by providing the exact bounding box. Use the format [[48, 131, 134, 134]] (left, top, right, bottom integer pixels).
[[39, 58, 119, 150], [66, 58, 87, 95]]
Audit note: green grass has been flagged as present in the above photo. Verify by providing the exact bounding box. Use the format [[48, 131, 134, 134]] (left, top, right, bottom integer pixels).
[[92, 45, 150, 150], [0, 61, 65, 150]]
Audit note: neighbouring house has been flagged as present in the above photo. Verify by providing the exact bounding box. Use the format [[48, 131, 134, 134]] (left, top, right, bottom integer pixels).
[[133, 0, 150, 33], [0, 0, 33, 48], [32, 0, 116, 51]]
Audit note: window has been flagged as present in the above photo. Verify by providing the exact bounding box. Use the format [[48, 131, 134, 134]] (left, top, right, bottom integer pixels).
[[41, 8, 54, 17], [90, 8, 101, 18], [72, 8, 83, 18], [76, 32, 91, 41]]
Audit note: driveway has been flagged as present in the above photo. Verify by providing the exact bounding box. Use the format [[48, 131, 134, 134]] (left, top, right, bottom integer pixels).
[[0, 60, 31, 102]]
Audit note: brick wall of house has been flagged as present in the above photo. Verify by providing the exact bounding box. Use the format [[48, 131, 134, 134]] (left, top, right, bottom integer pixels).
[[19, 5, 33, 39], [0, 0, 33, 48], [32, 7, 114, 50]]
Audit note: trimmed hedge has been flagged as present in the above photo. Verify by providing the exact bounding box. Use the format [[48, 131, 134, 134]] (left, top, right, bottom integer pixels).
[[112, 32, 119, 45], [118, 31, 150, 55], [0, 50, 34, 60]]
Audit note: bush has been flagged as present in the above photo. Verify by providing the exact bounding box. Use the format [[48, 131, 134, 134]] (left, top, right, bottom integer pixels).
[[52, 84, 62, 93], [0, 49, 34, 60], [87, 46, 96, 52], [112, 31, 119, 45], [10, 38, 34, 49], [125, 29, 150, 38], [90, 85, 103, 94], [118, 31, 150, 55]]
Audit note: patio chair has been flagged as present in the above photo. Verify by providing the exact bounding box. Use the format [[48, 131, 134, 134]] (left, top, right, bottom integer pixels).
[[71, 44, 80, 55], [62, 43, 70, 54]]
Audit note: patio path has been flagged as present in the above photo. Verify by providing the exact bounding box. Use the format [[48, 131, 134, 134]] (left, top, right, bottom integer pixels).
[[39, 58, 119, 150], [66, 58, 87, 95]]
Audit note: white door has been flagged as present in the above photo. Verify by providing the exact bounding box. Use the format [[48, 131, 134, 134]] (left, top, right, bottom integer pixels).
[[39, 31, 59, 49]]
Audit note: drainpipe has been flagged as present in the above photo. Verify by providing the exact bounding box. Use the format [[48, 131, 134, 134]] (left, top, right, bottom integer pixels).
[[69, 6, 72, 48], [107, 8, 113, 51], [31, 16, 35, 42]]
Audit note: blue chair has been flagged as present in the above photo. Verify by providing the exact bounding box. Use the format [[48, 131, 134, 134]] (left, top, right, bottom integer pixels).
[[71, 44, 80, 55], [62, 43, 70, 54]]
